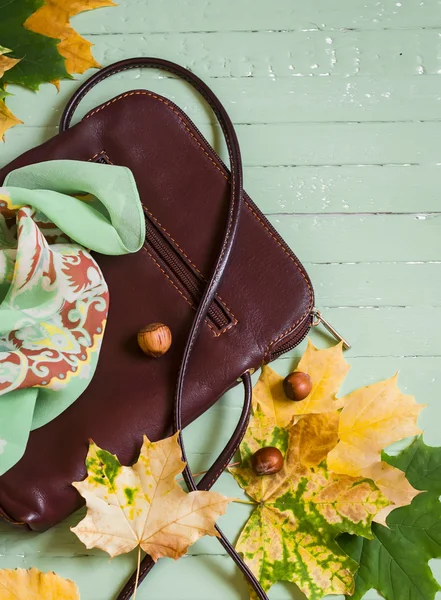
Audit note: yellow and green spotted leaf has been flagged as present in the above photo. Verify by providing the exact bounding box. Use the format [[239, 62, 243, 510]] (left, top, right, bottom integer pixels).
[[230, 412, 390, 599], [230, 342, 425, 599], [72, 433, 231, 561]]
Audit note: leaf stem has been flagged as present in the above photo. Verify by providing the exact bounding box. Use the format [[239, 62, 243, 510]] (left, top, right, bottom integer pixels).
[[233, 499, 257, 505], [133, 544, 142, 600]]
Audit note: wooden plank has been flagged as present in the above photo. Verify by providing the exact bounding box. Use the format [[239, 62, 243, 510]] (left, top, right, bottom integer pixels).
[[70, 29, 441, 78], [275, 311, 441, 358], [248, 165, 441, 214], [73, 0, 441, 33], [7, 75, 441, 127], [234, 122, 441, 166], [270, 214, 441, 262], [305, 262, 441, 307], [3, 121, 441, 168]]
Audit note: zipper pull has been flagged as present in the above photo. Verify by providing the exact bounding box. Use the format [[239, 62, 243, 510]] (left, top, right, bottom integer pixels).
[[311, 308, 351, 350]]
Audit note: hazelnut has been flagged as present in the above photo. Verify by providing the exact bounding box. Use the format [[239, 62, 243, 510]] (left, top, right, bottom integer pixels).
[[137, 323, 172, 357], [251, 447, 284, 476], [283, 371, 312, 401]]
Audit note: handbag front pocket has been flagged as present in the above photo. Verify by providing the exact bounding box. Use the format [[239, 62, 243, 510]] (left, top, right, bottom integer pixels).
[[143, 209, 237, 336]]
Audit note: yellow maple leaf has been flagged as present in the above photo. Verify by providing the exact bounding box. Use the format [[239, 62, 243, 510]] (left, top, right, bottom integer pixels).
[[25, 0, 116, 76], [72, 433, 231, 561], [327, 374, 424, 477], [252, 363, 299, 430], [292, 340, 350, 415], [0, 55, 21, 79], [0, 101, 23, 140], [361, 461, 421, 526], [0, 47, 22, 138], [252, 341, 349, 429], [0, 567, 79, 598]]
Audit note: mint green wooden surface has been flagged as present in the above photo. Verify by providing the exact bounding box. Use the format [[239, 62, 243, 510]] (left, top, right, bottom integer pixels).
[[1, 1, 441, 598]]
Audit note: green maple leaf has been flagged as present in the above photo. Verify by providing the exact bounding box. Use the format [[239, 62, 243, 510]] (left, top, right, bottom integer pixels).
[[0, 0, 69, 91], [386, 435, 441, 494], [229, 407, 390, 600], [340, 437, 441, 600]]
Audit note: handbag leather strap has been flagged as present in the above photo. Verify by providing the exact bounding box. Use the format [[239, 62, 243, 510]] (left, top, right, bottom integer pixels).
[[60, 58, 269, 600], [117, 373, 254, 600]]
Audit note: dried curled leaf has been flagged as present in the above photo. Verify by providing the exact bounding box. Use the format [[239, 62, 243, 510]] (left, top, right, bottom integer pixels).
[[72, 433, 231, 561], [25, 0, 116, 76], [230, 412, 390, 599], [0, 567, 79, 599], [327, 374, 424, 477]]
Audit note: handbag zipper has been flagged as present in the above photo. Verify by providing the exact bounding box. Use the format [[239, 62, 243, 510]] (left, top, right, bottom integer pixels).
[[311, 308, 351, 350], [270, 308, 351, 360], [144, 210, 232, 332], [268, 312, 312, 360]]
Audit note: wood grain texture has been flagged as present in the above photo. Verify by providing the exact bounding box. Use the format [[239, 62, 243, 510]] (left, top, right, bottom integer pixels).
[[4, 121, 441, 166], [72, 0, 441, 33], [0, 1, 440, 599]]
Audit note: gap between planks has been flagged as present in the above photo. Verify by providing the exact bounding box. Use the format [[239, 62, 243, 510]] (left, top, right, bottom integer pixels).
[[82, 26, 441, 36]]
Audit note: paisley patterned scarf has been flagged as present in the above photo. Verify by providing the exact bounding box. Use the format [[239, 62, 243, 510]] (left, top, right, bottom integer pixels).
[[0, 160, 144, 475]]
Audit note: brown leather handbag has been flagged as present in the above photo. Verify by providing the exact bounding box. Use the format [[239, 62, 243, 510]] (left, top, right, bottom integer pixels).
[[0, 58, 336, 599]]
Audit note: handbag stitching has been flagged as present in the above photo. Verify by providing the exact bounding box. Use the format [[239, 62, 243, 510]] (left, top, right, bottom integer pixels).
[[83, 91, 313, 355], [0, 505, 24, 526], [88, 150, 114, 164], [142, 248, 236, 337], [245, 203, 314, 359], [142, 207, 237, 322], [87, 152, 238, 328]]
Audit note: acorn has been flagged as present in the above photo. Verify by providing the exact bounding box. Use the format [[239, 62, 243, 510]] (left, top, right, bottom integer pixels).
[[283, 371, 312, 401], [137, 323, 172, 357], [251, 447, 284, 476]]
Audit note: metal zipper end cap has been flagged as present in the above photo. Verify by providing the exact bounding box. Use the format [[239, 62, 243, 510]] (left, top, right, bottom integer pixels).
[[311, 308, 351, 350]]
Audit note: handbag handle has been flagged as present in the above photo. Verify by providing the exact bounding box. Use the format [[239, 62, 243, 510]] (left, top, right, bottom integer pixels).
[[61, 58, 269, 600], [117, 373, 254, 600]]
